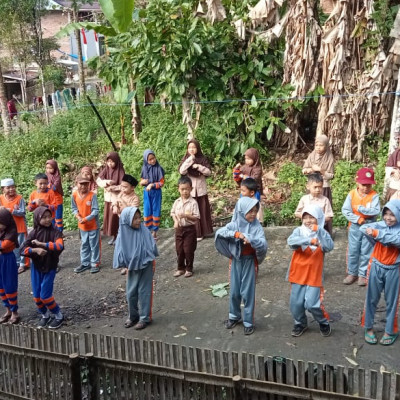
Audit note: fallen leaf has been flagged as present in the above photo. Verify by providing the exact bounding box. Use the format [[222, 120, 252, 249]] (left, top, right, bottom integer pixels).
[[195, 337, 201, 340], [180, 325, 188, 331], [261, 298, 271, 303], [264, 314, 271, 318], [286, 342, 296, 347], [344, 357, 358, 366], [173, 333, 187, 338], [182, 310, 193, 314]]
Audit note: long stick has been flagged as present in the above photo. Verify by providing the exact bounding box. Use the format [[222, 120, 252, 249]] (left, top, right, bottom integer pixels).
[[86, 95, 118, 151]]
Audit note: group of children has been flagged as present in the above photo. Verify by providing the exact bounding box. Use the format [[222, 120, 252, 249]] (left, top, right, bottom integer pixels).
[[0, 137, 399, 346]]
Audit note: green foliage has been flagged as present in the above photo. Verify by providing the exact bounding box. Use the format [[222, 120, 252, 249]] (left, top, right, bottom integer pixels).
[[331, 161, 362, 226], [43, 65, 65, 90]]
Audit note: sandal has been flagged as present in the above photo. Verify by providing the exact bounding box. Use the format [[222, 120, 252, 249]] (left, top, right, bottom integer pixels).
[[120, 268, 127, 276], [184, 271, 193, 278], [0, 314, 11, 324], [124, 319, 138, 328], [133, 321, 148, 330], [18, 266, 26, 274], [364, 329, 377, 345], [173, 270, 185, 277], [9, 315, 20, 325], [379, 333, 399, 346]]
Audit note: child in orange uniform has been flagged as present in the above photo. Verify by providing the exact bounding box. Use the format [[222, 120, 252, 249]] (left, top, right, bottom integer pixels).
[[0, 178, 29, 274], [287, 205, 334, 337], [28, 173, 56, 221], [72, 175, 100, 274]]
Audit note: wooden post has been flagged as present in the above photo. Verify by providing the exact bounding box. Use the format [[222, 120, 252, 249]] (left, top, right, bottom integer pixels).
[[69, 353, 82, 400]]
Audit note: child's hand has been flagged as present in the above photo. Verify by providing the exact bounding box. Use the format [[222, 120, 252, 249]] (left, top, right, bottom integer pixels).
[[192, 164, 199, 169], [302, 168, 313, 174], [310, 238, 319, 246], [235, 163, 241, 169], [37, 199, 46, 206], [312, 164, 321, 172], [365, 227, 374, 236], [242, 236, 250, 245], [112, 206, 118, 215], [146, 183, 153, 191], [34, 248, 47, 256], [140, 178, 148, 186], [31, 239, 41, 246], [79, 218, 85, 224], [13, 205, 19, 210], [174, 221, 180, 229]]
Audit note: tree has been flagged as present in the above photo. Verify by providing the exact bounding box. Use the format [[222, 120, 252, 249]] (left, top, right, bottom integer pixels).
[[0, 62, 12, 135]]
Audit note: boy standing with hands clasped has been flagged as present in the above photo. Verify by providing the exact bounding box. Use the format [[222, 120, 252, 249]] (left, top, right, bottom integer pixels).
[[360, 200, 400, 346], [342, 168, 380, 286], [72, 174, 100, 274], [171, 176, 200, 278]]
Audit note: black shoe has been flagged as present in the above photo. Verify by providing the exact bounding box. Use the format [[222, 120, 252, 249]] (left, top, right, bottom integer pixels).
[[244, 326, 255, 335], [90, 266, 100, 274], [224, 319, 241, 329], [291, 324, 308, 337], [74, 264, 90, 273], [37, 316, 50, 328], [49, 317, 64, 330], [320, 323, 332, 337]]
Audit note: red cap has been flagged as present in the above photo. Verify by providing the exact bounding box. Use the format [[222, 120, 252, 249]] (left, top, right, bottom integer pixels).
[[356, 168, 375, 185]]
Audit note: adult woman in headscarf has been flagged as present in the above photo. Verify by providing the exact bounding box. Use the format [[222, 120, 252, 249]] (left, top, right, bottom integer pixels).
[[179, 139, 213, 241]]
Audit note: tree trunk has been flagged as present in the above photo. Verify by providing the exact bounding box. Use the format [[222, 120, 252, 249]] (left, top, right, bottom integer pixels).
[[130, 78, 142, 142], [39, 66, 50, 125], [73, 9, 86, 97], [0, 62, 12, 135]]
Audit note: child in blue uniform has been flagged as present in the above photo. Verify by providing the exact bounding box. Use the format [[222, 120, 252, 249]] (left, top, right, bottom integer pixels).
[[215, 197, 267, 335], [21, 207, 64, 329], [113, 207, 158, 330], [287, 205, 334, 337], [360, 200, 400, 346], [342, 168, 380, 286], [0, 208, 20, 324], [140, 149, 165, 241]]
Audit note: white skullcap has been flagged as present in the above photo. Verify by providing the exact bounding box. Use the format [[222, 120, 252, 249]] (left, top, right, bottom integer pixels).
[[1, 178, 15, 187]]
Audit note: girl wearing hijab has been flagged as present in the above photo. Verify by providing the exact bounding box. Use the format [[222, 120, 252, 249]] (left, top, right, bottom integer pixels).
[[113, 207, 158, 330], [46, 160, 64, 232], [0, 208, 20, 324], [179, 139, 213, 241], [287, 205, 334, 338], [96, 152, 125, 245], [233, 148, 264, 223], [302, 135, 335, 233], [140, 150, 165, 241], [21, 207, 64, 329], [215, 197, 267, 335]]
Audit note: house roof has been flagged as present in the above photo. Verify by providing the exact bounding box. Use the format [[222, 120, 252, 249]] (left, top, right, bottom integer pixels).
[[48, 1, 101, 11], [2, 70, 39, 83]]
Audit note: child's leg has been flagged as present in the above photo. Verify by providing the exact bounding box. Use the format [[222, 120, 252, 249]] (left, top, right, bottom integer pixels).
[[383, 267, 400, 335], [137, 261, 154, 322], [143, 191, 153, 232], [39, 269, 61, 316], [240, 256, 257, 327], [229, 258, 243, 322], [152, 190, 162, 234], [289, 284, 307, 327], [126, 269, 140, 322], [17, 232, 30, 271], [2, 253, 18, 313], [346, 224, 363, 276], [175, 228, 186, 272], [182, 226, 197, 273], [358, 236, 374, 278], [80, 230, 91, 267], [88, 229, 101, 268], [304, 286, 329, 325], [55, 204, 63, 232], [31, 266, 48, 315], [361, 263, 383, 329]]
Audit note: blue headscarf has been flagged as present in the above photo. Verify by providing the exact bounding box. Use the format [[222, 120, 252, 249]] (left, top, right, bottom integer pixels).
[[141, 149, 165, 184], [113, 207, 158, 270], [215, 197, 267, 263]]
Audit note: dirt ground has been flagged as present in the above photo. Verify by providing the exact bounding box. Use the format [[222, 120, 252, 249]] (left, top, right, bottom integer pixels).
[[14, 227, 400, 373]]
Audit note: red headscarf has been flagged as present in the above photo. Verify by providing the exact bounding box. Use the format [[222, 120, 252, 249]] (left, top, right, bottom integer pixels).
[[98, 152, 125, 184], [46, 159, 64, 196]]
